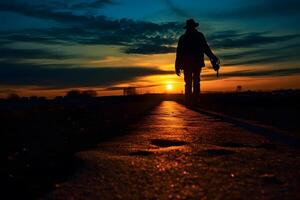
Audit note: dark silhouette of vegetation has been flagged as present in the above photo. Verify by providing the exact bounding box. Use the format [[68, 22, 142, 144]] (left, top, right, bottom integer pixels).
[[66, 89, 97, 99], [4, 94, 164, 199], [7, 93, 20, 100]]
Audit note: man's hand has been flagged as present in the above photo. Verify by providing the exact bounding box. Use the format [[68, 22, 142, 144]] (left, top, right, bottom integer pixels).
[[176, 68, 181, 76], [210, 57, 220, 77], [210, 57, 220, 71]]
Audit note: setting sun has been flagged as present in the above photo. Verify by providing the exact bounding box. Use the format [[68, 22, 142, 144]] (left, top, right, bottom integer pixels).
[[166, 83, 173, 90]]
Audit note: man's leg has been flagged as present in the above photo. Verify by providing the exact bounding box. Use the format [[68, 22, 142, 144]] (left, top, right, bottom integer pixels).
[[192, 68, 201, 104], [184, 70, 192, 105]]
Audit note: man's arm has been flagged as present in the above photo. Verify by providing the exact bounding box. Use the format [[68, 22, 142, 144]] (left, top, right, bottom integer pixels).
[[200, 33, 218, 61], [200, 33, 220, 77]]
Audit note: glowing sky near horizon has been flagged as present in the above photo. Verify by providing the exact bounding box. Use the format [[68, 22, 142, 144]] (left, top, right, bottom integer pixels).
[[0, 0, 300, 97]]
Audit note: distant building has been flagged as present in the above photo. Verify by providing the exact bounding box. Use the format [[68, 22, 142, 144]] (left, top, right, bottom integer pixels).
[[123, 87, 137, 96], [236, 85, 242, 92]]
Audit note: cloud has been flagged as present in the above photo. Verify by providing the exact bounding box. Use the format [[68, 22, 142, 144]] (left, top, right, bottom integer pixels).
[[202, 67, 300, 81], [124, 44, 176, 54], [0, 62, 173, 87], [100, 84, 162, 91], [0, 0, 181, 54], [0, 47, 73, 60], [228, 68, 300, 77], [221, 43, 300, 66], [223, 54, 299, 67], [3, 23, 298, 57], [209, 32, 300, 49], [0, 0, 299, 59], [0, 0, 182, 54], [1, 22, 181, 54], [0, 1, 116, 22], [0, 1, 179, 31]]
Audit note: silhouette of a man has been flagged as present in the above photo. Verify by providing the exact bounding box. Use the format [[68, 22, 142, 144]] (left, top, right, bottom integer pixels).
[[175, 19, 219, 105]]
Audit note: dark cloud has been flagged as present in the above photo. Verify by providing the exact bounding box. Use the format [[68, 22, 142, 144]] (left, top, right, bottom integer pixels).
[[0, 0, 299, 58], [0, 0, 181, 54], [124, 44, 176, 54], [0, 1, 122, 33], [0, 1, 179, 31], [224, 55, 299, 67], [0, 0, 115, 22], [0, 62, 173, 87], [0, 47, 73, 60], [209, 32, 300, 49], [0, 2, 84, 23], [0, 22, 180, 54], [101, 84, 161, 91], [208, 30, 245, 40], [124, 34, 177, 54], [227, 68, 300, 77], [3, 26, 298, 57], [221, 43, 300, 66], [202, 68, 300, 81]]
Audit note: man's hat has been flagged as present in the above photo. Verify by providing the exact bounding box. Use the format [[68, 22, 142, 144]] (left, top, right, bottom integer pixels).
[[184, 19, 199, 29]]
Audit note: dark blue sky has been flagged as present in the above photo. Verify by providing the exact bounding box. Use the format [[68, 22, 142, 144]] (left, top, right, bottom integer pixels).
[[0, 0, 300, 96]]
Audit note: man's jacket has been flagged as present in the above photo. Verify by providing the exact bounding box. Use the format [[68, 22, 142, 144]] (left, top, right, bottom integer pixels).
[[175, 29, 217, 71]]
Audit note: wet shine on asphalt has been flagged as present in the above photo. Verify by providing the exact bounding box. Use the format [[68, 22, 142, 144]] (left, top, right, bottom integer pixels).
[[46, 101, 300, 200]]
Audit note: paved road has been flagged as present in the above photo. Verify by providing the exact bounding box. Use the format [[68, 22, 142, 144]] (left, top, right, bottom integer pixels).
[[46, 101, 299, 200]]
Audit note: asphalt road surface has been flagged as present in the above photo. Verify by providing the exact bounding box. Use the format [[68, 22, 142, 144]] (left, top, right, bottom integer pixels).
[[45, 101, 300, 200]]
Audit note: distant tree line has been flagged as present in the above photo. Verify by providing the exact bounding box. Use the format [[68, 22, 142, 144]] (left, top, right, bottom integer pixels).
[[65, 90, 97, 99], [3, 89, 98, 100]]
